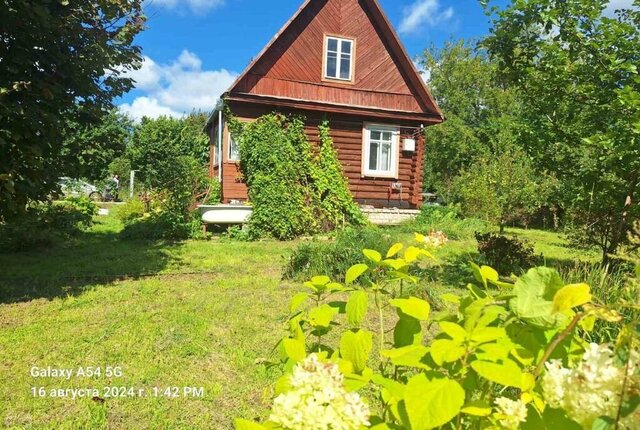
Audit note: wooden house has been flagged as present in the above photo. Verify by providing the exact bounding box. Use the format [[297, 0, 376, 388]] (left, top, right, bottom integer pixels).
[[206, 0, 444, 209]]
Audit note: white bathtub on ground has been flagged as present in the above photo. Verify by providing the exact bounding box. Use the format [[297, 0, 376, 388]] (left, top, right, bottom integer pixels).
[[198, 204, 252, 225]]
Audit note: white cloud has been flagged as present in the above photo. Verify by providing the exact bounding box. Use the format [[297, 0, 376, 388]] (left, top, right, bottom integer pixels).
[[118, 50, 238, 122], [119, 97, 182, 120], [399, 0, 454, 35], [603, 0, 636, 17], [147, 0, 225, 14]]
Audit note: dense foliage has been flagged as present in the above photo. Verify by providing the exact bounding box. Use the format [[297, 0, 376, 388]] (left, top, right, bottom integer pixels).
[[0, 0, 145, 219], [476, 232, 538, 274], [284, 227, 395, 282], [229, 112, 365, 240], [0, 197, 97, 253], [128, 113, 209, 189], [238, 236, 639, 430], [62, 110, 133, 182], [451, 149, 554, 232], [481, 0, 640, 261]]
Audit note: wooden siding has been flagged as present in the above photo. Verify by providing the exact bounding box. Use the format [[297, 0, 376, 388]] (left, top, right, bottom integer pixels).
[[232, 0, 431, 114], [218, 102, 425, 208]]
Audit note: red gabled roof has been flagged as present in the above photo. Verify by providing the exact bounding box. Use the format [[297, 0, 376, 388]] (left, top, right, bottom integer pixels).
[[225, 0, 444, 122]]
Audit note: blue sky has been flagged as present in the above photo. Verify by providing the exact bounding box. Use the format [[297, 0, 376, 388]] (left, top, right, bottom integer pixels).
[[118, 0, 631, 120]]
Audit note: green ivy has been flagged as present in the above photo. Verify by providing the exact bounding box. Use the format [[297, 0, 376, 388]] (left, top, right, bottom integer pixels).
[[226, 108, 365, 240], [310, 121, 367, 230]]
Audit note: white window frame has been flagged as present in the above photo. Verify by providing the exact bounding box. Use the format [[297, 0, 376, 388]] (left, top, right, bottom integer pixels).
[[227, 132, 240, 162], [323, 35, 355, 82], [362, 124, 400, 178]]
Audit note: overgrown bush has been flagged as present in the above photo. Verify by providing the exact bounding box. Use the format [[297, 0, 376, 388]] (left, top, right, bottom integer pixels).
[[450, 149, 555, 233], [113, 198, 146, 225], [411, 205, 487, 239], [0, 197, 97, 253], [237, 236, 639, 430], [284, 227, 395, 281], [475, 232, 537, 273], [229, 111, 365, 240]]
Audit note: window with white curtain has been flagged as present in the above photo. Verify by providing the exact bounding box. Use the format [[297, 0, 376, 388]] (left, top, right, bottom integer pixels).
[[363, 125, 399, 177], [228, 133, 240, 162]]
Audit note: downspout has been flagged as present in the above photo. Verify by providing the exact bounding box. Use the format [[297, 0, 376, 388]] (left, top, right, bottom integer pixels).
[[218, 110, 223, 183]]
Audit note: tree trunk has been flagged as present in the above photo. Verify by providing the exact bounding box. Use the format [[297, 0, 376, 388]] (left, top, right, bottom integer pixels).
[[604, 171, 638, 265]]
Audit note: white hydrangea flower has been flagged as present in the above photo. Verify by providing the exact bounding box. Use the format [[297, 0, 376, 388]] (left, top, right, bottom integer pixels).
[[541, 343, 637, 428], [269, 354, 370, 430], [494, 397, 528, 429]]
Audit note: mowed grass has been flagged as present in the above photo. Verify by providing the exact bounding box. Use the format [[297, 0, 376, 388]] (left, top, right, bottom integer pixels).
[[0, 215, 299, 429], [0, 215, 597, 429]]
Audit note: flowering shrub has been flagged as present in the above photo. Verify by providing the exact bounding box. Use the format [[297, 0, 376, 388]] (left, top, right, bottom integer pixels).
[[237, 234, 639, 430], [268, 354, 370, 430]]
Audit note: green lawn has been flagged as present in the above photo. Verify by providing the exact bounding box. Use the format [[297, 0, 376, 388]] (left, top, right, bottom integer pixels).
[[0, 215, 597, 429]]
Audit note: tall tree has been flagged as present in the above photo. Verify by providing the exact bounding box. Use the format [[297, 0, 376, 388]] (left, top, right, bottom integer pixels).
[[420, 41, 527, 197], [63, 110, 133, 182], [127, 113, 210, 189], [482, 0, 640, 262], [0, 0, 145, 219]]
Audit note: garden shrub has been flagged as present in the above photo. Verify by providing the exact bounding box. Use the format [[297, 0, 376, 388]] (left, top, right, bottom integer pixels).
[[411, 205, 487, 239], [0, 197, 97, 252], [113, 198, 146, 225], [475, 232, 537, 273], [237, 236, 639, 430], [449, 149, 554, 233], [228, 111, 365, 240], [283, 226, 395, 281]]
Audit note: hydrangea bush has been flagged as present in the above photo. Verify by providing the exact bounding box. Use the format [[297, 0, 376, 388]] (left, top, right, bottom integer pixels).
[[237, 233, 639, 430]]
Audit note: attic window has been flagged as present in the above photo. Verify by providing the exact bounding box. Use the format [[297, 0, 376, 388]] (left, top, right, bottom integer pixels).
[[324, 36, 354, 81]]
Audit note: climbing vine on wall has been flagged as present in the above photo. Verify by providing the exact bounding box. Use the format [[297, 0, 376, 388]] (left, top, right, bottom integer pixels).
[[310, 121, 367, 230], [226, 107, 365, 240]]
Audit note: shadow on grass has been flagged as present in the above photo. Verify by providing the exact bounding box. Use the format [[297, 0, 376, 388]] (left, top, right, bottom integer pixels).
[[0, 218, 181, 304]]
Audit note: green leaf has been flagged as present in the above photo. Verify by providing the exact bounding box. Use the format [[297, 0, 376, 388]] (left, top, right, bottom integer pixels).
[[282, 338, 306, 362], [439, 321, 467, 342], [471, 359, 524, 388], [394, 313, 422, 347], [381, 259, 408, 271], [346, 263, 369, 284], [235, 419, 268, 430], [289, 292, 309, 313], [471, 263, 498, 288], [346, 290, 368, 327], [387, 243, 404, 258], [552, 283, 591, 312], [340, 329, 373, 373], [430, 339, 466, 365], [509, 267, 568, 329], [470, 326, 506, 345], [381, 344, 430, 369], [308, 304, 338, 328], [539, 408, 582, 429], [389, 297, 431, 321], [363, 249, 382, 263], [591, 417, 615, 430], [402, 375, 465, 430], [311, 275, 331, 286], [461, 400, 492, 417]]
